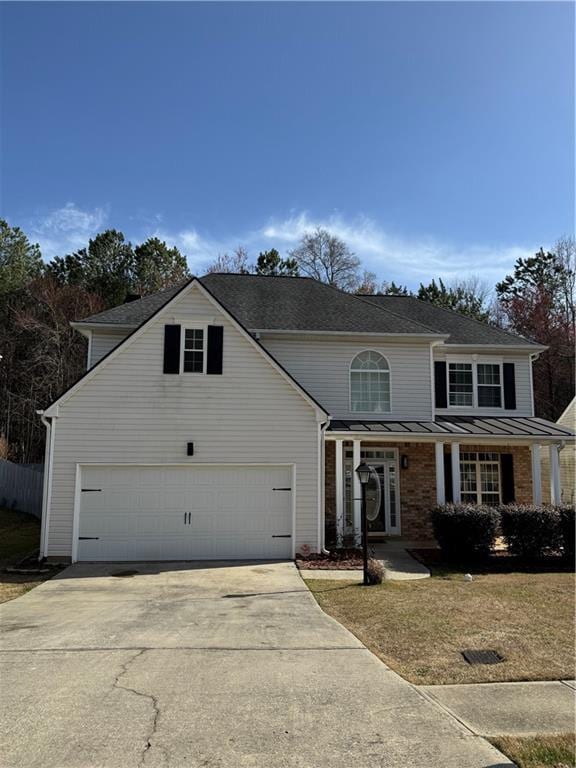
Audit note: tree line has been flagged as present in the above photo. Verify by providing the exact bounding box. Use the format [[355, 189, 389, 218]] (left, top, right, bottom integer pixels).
[[0, 219, 574, 463]]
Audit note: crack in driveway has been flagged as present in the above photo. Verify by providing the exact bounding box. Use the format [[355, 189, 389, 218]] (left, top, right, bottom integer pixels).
[[113, 650, 161, 767]]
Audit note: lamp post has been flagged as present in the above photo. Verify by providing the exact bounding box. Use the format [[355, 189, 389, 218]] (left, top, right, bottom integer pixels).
[[355, 461, 372, 586]]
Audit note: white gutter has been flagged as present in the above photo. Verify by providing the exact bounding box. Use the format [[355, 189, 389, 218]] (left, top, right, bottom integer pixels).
[[37, 411, 56, 560], [252, 328, 449, 339], [318, 419, 330, 555]]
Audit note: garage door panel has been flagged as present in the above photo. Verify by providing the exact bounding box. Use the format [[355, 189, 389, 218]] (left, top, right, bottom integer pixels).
[[78, 465, 293, 561]]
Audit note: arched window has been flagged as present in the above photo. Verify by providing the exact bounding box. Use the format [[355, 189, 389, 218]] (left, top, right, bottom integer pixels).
[[350, 351, 391, 413]]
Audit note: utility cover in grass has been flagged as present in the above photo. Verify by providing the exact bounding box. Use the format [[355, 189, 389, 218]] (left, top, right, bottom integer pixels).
[[461, 649, 504, 665]]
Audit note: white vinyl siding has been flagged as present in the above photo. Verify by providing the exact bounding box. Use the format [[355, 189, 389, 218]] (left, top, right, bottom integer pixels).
[[434, 349, 533, 416], [90, 329, 131, 367], [46, 285, 320, 558], [261, 335, 433, 420]]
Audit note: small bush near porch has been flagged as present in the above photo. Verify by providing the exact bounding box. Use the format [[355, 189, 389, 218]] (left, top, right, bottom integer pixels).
[[308, 567, 575, 685]]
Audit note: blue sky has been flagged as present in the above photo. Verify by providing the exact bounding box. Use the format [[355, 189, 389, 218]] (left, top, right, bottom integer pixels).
[[1, 1, 574, 288]]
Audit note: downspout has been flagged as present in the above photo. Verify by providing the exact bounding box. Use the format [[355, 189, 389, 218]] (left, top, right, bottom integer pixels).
[[318, 419, 330, 555], [37, 411, 55, 561]]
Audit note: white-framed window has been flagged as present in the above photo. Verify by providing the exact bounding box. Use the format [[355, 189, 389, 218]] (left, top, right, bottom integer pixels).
[[448, 362, 474, 406], [477, 363, 502, 407], [350, 350, 391, 413], [181, 328, 205, 373], [447, 359, 503, 409], [460, 451, 501, 505]]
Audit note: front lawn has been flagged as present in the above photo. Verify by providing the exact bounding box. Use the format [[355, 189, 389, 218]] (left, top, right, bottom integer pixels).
[[308, 568, 575, 685], [490, 734, 575, 768], [0, 507, 55, 604]]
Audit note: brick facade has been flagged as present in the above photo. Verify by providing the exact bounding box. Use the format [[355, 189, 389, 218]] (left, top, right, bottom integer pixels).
[[324, 441, 533, 544]]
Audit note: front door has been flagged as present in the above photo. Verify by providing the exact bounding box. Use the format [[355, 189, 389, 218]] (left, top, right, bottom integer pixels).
[[344, 448, 400, 536]]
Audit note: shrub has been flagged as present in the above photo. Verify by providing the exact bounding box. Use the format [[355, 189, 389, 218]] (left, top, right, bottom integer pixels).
[[366, 557, 384, 585], [555, 504, 575, 560], [431, 503, 499, 560], [499, 504, 562, 559]]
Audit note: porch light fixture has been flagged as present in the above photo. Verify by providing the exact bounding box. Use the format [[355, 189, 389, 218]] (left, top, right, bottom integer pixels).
[[355, 461, 372, 585], [356, 461, 372, 485], [401, 454, 409, 470]]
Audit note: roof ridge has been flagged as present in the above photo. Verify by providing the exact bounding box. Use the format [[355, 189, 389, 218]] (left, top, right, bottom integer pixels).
[[201, 272, 314, 281], [365, 293, 541, 346]]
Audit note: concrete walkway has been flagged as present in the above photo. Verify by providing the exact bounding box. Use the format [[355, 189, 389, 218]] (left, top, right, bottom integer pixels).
[[372, 542, 431, 580], [0, 561, 512, 768], [299, 542, 431, 581], [420, 681, 576, 736]]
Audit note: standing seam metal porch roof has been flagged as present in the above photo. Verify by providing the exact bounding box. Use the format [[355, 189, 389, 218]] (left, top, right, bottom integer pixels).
[[327, 416, 575, 439]]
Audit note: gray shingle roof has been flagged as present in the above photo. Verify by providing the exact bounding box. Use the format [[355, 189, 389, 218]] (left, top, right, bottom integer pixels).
[[78, 274, 442, 336], [360, 294, 540, 347], [76, 273, 541, 347]]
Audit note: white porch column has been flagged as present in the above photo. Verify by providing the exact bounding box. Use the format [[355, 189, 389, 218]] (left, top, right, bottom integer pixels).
[[531, 444, 542, 505], [352, 439, 362, 539], [549, 444, 561, 505], [335, 439, 344, 543], [435, 442, 445, 505], [451, 442, 461, 503]]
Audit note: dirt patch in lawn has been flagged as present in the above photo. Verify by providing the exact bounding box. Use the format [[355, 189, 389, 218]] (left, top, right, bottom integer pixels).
[[0, 508, 60, 604], [308, 570, 575, 685], [490, 733, 575, 768]]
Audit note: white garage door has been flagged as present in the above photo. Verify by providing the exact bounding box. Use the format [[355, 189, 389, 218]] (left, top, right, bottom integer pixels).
[[77, 465, 293, 561]]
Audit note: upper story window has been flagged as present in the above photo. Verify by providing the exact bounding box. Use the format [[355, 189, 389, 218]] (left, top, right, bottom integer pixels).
[[350, 351, 391, 413], [477, 363, 502, 407], [448, 360, 502, 408], [182, 328, 205, 373], [448, 363, 473, 406]]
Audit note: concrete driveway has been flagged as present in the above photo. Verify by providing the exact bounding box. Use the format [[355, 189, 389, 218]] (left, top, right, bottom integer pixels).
[[0, 561, 512, 768]]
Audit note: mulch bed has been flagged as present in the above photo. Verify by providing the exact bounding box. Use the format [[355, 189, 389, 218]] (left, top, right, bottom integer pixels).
[[409, 547, 575, 574], [296, 548, 363, 570]]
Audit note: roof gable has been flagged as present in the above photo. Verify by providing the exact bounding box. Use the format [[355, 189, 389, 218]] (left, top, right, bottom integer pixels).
[[44, 278, 327, 419]]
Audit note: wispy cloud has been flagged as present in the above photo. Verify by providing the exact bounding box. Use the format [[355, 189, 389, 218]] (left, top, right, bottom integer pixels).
[[27, 204, 537, 288], [259, 212, 537, 287], [29, 203, 107, 260]]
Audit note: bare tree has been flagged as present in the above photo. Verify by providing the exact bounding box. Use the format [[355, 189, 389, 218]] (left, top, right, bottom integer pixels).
[[288, 228, 360, 290], [355, 270, 379, 295], [204, 247, 250, 274]]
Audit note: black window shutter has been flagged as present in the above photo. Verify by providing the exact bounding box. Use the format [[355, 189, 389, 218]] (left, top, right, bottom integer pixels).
[[435, 361, 448, 409], [443, 451, 453, 504], [501, 453, 515, 503], [503, 363, 516, 410], [206, 325, 224, 375], [163, 325, 181, 374]]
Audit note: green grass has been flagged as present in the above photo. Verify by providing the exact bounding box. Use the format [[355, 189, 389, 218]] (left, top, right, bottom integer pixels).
[[491, 734, 575, 768], [0, 507, 51, 604], [308, 570, 575, 685], [0, 507, 41, 564]]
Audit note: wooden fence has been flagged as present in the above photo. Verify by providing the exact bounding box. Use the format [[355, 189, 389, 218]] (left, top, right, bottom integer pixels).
[[0, 459, 44, 518]]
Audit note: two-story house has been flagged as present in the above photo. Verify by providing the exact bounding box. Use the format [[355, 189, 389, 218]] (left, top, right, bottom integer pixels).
[[38, 274, 574, 562]]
